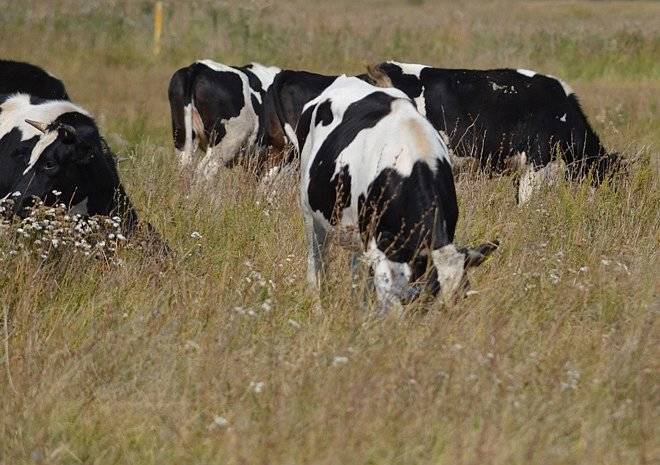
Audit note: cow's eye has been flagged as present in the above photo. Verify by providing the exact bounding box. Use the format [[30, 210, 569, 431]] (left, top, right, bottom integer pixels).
[[43, 160, 58, 171]]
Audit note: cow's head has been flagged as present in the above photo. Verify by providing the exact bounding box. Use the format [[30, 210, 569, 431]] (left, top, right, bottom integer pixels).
[[431, 241, 499, 303], [10, 118, 138, 234]]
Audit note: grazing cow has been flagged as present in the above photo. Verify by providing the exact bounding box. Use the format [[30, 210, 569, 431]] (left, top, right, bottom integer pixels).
[[367, 61, 619, 203], [0, 60, 69, 100], [0, 94, 142, 236], [168, 60, 282, 180], [296, 76, 497, 313]]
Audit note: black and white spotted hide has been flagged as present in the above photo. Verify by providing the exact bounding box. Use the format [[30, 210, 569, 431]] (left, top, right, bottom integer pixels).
[[295, 76, 497, 314], [368, 61, 620, 203]]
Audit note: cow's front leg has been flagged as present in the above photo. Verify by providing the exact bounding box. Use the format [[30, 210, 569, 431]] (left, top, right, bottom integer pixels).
[[365, 241, 410, 317], [304, 214, 329, 291]]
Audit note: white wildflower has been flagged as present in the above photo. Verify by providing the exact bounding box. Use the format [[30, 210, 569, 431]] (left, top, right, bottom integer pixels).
[[549, 270, 560, 284], [261, 299, 273, 312], [249, 381, 265, 393], [332, 356, 349, 366], [560, 364, 581, 391], [207, 416, 229, 431]]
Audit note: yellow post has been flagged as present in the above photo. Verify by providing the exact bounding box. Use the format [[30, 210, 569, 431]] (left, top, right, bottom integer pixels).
[[153, 1, 163, 56]]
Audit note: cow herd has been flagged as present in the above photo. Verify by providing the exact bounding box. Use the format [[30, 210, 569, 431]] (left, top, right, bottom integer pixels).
[[0, 58, 621, 314]]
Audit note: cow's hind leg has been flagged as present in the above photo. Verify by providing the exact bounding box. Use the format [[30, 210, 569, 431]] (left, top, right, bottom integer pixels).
[[517, 159, 566, 204], [304, 214, 329, 291], [195, 144, 222, 182]]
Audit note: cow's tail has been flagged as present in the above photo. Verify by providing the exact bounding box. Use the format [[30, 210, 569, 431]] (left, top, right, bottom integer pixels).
[[270, 72, 289, 142], [168, 66, 193, 166], [182, 65, 201, 167], [169, 64, 209, 167]]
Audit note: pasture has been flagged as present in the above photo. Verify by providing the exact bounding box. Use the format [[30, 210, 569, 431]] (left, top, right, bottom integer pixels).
[[1, 1, 658, 463]]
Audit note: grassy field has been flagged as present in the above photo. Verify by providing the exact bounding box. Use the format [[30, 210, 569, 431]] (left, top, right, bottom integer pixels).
[[1, 1, 659, 464]]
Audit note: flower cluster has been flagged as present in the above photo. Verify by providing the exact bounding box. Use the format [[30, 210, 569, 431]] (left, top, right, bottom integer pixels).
[[0, 196, 126, 265]]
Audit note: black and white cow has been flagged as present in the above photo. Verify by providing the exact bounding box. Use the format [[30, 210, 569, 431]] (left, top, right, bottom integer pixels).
[[0, 60, 69, 101], [168, 60, 283, 180], [367, 61, 620, 202], [295, 76, 497, 313], [0, 94, 142, 235]]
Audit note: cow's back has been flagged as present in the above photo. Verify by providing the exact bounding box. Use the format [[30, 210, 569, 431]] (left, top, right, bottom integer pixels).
[[418, 67, 606, 172], [0, 60, 69, 101]]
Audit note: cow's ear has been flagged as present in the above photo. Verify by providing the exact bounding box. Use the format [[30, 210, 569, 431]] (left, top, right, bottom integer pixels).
[[57, 124, 78, 144], [365, 63, 392, 88], [461, 240, 499, 268]]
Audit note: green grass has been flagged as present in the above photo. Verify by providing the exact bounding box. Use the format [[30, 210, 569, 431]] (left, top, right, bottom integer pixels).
[[1, 1, 659, 464]]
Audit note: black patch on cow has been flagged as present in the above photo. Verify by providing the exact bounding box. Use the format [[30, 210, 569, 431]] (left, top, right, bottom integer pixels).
[[0, 60, 69, 100], [0, 127, 30, 200], [307, 91, 396, 225], [295, 105, 314, 153], [251, 94, 262, 115], [167, 67, 189, 151], [191, 64, 245, 148], [271, 70, 338, 137], [237, 65, 264, 94], [314, 99, 333, 126], [357, 158, 456, 262]]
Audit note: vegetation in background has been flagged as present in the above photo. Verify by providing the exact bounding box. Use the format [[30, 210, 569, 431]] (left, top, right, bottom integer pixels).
[[0, 1, 658, 464]]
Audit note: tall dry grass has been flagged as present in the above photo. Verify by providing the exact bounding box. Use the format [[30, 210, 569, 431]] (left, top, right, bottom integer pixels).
[[1, 1, 658, 464]]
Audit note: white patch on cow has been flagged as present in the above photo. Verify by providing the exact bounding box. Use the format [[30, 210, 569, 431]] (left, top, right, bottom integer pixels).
[[70, 196, 89, 216], [548, 75, 574, 96], [431, 244, 465, 303], [23, 130, 58, 174], [517, 68, 537, 78], [559, 113, 567, 122], [196, 99, 258, 181], [414, 87, 427, 117], [517, 68, 574, 96], [0, 94, 90, 173], [251, 91, 262, 104], [197, 59, 239, 75], [246, 63, 281, 91], [192, 61, 259, 180], [387, 61, 428, 78]]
